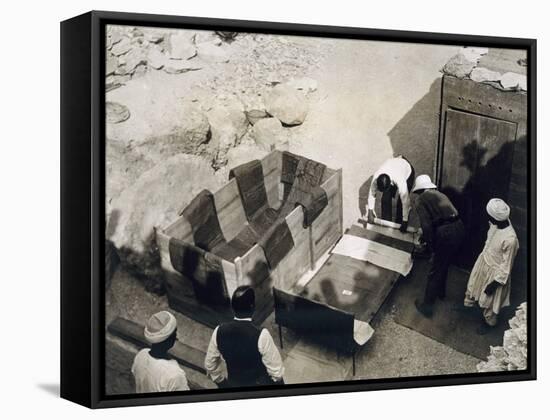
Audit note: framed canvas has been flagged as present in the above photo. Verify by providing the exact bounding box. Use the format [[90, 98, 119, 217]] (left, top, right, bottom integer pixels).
[[60, 10, 536, 408]]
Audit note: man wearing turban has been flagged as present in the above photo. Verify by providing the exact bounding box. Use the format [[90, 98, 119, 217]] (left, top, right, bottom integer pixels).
[[464, 199, 519, 335], [131, 311, 190, 393]]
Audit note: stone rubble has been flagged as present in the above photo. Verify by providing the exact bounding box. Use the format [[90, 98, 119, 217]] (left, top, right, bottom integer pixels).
[[477, 303, 528, 372], [264, 83, 309, 126], [105, 25, 326, 288], [442, 46, 527, 92]]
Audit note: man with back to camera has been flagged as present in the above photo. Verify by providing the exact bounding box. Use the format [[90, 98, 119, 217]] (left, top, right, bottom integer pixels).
[[411, 175, 465, 318], [204, 285, 285, 388], [365, 155, 415, 233], [131, 310, 190, 393]]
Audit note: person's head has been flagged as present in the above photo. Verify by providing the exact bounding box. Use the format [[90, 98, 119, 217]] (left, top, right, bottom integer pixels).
[[144, 311, 178, 353], [486, 198, 510, 226], [231, 286, 256, 319], [412, 175, 437, 194], [376, 174, 392, 192]]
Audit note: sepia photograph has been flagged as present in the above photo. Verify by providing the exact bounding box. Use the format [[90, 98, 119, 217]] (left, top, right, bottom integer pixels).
[[102, 22, 530, 396]]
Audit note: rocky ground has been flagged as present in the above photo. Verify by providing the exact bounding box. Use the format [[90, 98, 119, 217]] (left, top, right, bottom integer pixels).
[[105, 25, 525, 379], [106, 26, 329, 289]]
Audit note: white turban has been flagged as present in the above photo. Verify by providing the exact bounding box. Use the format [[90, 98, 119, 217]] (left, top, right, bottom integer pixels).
[[486, 198, 510, 221], [144, 311, 177, 344]]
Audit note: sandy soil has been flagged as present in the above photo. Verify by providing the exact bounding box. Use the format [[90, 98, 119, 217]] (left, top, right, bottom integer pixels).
[[290, 39, 461, 228]]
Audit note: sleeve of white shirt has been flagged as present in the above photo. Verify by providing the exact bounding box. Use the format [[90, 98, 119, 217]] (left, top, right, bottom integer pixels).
[[258, 329, 284, 382], [494, 238, 519, 285], [204, 326, 226, 384], [367, 173, 378, 212], [167, 368, 190, 391], [396, 177, 411, 222]]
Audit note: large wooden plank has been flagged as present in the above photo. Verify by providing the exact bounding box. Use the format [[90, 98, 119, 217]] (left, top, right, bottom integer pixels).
[[163, 216, 194, 243], [108, 317, 208, 374], [299, 253, 399, 323], [347, 225, 414, 253], [273, 209, 312, 291], [214, 179, 248, 242], [105, 332, 216, 392], [262, 150, 283, 210]]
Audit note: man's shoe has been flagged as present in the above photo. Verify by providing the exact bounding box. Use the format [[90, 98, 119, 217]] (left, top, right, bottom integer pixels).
[[415, 299, 433, 318]]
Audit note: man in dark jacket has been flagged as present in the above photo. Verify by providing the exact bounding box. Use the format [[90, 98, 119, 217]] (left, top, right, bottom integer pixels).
[[204, 286, 285, 387], [412, 175, 465, 318]]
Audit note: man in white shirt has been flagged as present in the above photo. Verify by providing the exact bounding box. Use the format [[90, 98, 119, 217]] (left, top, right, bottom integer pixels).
[[365, 156, 415, 232], [204, 286, 285, 388], [131, 311, 190, 393]]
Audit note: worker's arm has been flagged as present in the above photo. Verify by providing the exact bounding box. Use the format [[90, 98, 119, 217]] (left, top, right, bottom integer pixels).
[[258, 329, 285, 383], [415, 198, 433, 246], [367, 175, 378, 213], [204, 327, 226, 384], [396, 177, 411, 223]]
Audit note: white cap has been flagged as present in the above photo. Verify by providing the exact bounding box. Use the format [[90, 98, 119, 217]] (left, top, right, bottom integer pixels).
[[412, 175, 437, 192], [486, 198, 510, 221], [144, 311, 177, 344]]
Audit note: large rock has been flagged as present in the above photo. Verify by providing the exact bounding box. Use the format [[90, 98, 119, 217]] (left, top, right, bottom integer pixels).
[[500, 72, 527, 91], [442, 53, 476, 79], [141, 102, 211, 155], [469, 67, 502, 83], [107, 154, 224, 292], [207, 98, 249, 168], [169, 32, 197, 60], [226, 141, 270, 170], [264, 84, 308, 126], [250, 117, 288, 151], [197, 42, 230, 63]]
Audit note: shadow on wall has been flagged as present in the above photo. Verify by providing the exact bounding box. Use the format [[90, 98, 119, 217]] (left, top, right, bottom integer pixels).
[[439, 135, 527, 304], [387, 78, 444, 177]]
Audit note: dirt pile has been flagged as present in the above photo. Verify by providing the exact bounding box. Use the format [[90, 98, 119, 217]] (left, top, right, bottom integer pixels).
[[477, 302, 527, 372]]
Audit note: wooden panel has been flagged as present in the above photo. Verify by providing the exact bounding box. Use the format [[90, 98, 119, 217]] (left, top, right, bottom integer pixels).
[[300, 253, 399, 324], [106, 320, 216, 390], [236, 245, 270, 287], [108, 317, 207, 374], [440, 109, 517, 266], [311, 170, 343, 261], [213, 179, 248, 242], [155, 229, 178, 274], [272, 207, 312, 290], [163, 216, 194, 243], [222, 259, 238, 298], [261, 150, 283, 210]]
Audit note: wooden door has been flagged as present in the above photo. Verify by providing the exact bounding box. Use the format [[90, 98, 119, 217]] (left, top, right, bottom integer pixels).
[[439, 109, 517, 268]]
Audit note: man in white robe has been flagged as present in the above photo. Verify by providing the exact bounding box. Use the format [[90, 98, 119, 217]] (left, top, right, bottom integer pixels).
[[131, 311, 190, 393], [464, 199, 519, 335]]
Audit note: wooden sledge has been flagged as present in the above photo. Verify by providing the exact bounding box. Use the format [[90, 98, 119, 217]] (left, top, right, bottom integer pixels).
[[274, 223, 415, 375]]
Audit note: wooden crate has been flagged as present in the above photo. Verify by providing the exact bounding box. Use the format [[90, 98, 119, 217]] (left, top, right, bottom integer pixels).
[[156, 151, 343, 327]]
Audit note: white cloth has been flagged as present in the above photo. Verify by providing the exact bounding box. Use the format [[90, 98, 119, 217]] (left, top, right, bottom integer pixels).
[[486, 198, 510, 221], [331, 234, 413, 276], [465, 224, 519, 315], [144, 311, 177, 344], [367, 157, 412, 222], [131, 349, 189, 393], [204, 319, 285, 384]]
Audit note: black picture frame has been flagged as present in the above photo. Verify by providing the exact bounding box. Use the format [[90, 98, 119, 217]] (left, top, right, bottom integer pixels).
[[60, 10, 537, 409]]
